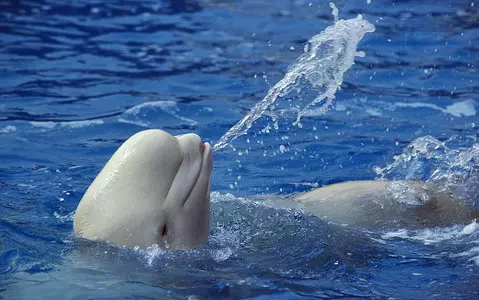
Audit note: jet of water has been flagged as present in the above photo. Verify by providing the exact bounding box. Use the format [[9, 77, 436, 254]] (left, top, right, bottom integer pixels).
[[214, 6, 375, 151]]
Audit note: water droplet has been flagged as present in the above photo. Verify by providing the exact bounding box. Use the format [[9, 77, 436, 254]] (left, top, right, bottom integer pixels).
[[213, 11, 375, 151]]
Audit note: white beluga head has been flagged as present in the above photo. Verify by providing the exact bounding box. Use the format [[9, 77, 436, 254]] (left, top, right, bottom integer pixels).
[[73, 129, 213, 250]]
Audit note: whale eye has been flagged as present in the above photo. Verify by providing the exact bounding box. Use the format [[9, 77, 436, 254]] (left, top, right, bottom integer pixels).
[[161, 224, 168, 237]]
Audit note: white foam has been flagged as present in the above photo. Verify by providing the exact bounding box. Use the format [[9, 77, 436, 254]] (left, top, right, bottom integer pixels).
[[123, 101, 176, 115], [381, 220, 478, 245], [332, 99, 476, 119], [395, 100, 476, 117], [445, 100, 476, 117], [329, 2, 339, 22], [210, 226, 239, 262], [381, 229, 409, 240], [53, 211, 75, 222], [395, 101, 445, 112], [30, 121, 56, 128], [291, 181, 320, 188], [451, 245, 479, 267], [365, 108, 383, 117], [453, 246, 479, 257], [473, 255, 479, 266], [374, 135, 479, 189], [137, 244, 167, 267], [17, 183, 36, 188], [63, 120, 104, 128], [210, 191, 243, 203], [0, 125, 16, 133], [30, 120, 104, 129], [212, 246, 233, 262]]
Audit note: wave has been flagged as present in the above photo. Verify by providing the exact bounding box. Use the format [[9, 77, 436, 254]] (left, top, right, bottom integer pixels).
[[30, 119, 104, 129], [118, 101, 198, 128]]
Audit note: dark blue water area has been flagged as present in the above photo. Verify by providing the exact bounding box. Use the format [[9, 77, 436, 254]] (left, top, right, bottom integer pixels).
[[1, 0, 478, 299]]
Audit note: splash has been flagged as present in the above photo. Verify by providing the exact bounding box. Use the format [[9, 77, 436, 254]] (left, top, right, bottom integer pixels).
[[214, 6, 375, 151], [374, 135, 479, 205], [381, 220, 478, 246]]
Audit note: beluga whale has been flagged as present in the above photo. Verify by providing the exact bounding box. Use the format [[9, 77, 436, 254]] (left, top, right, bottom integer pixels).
[[74, 129, 478, 250], [74, 129, 213, 250]]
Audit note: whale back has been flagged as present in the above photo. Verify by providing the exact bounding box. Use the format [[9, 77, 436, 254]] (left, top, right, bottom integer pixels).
[[294, 181, 478, 229]]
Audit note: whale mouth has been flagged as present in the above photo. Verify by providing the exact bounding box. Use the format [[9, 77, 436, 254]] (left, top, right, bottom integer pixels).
[[164, 134, 213, 208], [160, 135, 213, 249], [201, 142, 213, 175], [180, 141, 213, 207], [202, 142, 213, 171]]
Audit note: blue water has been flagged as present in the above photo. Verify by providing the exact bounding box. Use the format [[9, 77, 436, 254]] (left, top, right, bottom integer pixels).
[[1, 0, 478, 299]]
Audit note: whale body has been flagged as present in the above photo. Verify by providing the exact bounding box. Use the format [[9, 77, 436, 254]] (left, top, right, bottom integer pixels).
[[293, 180, 478, 229]]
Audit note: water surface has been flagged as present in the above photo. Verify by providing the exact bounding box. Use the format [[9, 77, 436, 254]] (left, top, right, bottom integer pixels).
[[1, 0, 478, 299]]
